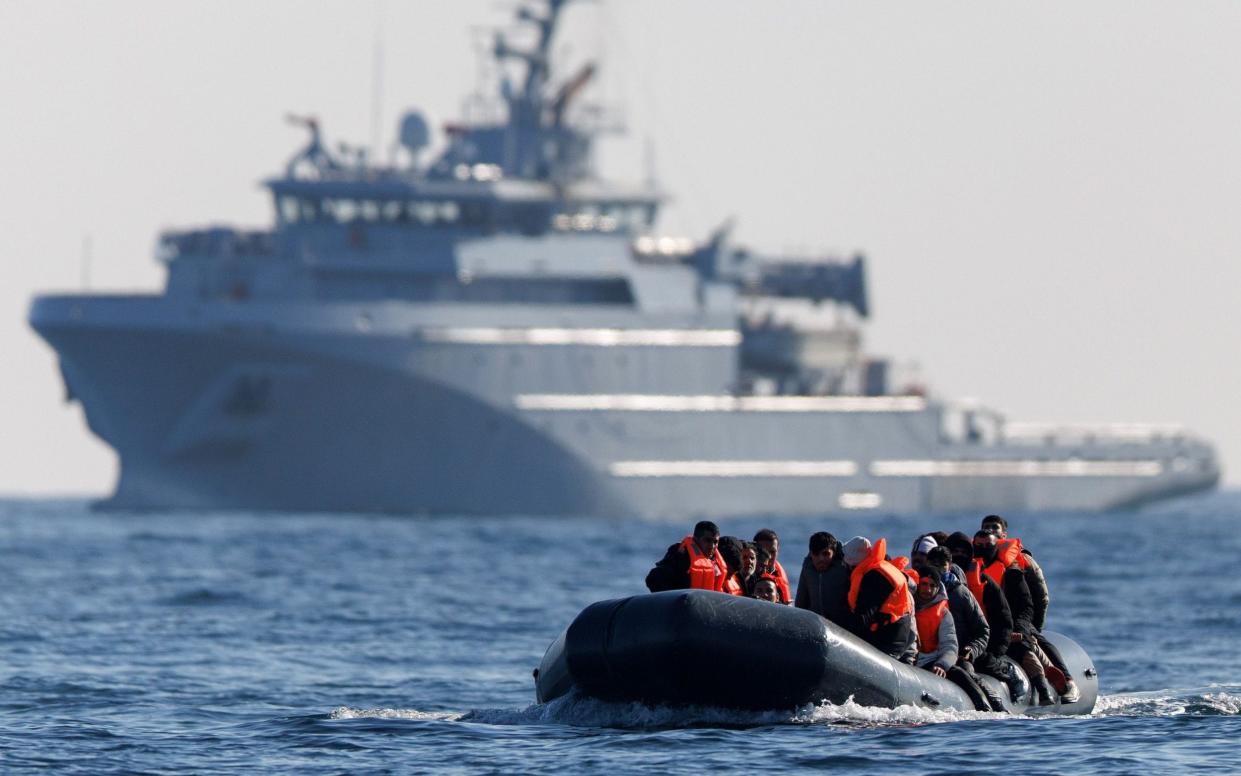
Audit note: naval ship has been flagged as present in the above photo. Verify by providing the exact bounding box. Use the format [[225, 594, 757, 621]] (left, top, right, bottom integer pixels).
[[29, 1, 1219, 516]]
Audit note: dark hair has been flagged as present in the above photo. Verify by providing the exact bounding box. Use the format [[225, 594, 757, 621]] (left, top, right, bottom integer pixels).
[[754, 547, 773, 569], [981, 514, 1008, 531], [928, 531, 950, 547], [809, 531, 837, 554], [913, 564, 936, 582], [945, 532, 973, 556], [753, 528, 779, 544], [974, 529, 996, 541], [694, 520, 721, 539], [717, 536, 744, 572], [926, 546, 953, 569]]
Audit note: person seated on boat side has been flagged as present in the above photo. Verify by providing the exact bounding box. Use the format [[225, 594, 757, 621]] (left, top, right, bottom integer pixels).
[[753, 528, 792, 604], [973, 530, 1056, 706], [925, 548, 1006, 712], [751, 575, 782, 603], [644, 521, 727, 593], [945, 532, 1023, 700], [925, 547, 989, 667], [913, 564, 1000, 712], [716, 535, 748, 596], [912, 566, 957, 677], [980, 515, 1079, 703], [794, 531, 851, 623], [840, 536, 915, 660]]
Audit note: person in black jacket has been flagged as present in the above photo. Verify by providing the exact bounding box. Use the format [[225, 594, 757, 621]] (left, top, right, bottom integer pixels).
[[945, 532, 1022, 701], [644, 520, 721, 592], [973, 530, 1056, 705], [981, 515, 1079, 703], [794, 531, 851, 624], [926, 547, 1005, 711]]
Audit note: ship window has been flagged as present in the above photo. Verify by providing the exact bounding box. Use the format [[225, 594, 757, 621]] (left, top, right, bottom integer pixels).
[[279, 196, 300, 224], [360, 200, 381, 222], [440, 202, 460, 223], [335, 199, 359, 222], [382, 200, 405, 222], [299, 199, 321, 222], [411, 201, 438, 224]]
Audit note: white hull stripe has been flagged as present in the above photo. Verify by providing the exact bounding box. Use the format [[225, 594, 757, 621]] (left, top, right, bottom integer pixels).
[[611, 461, 858, 477], [420, 327, 741, 347], [517, 394, 928, 412], [607, 459, 1164, 478], [870, 460, 1164, 477]]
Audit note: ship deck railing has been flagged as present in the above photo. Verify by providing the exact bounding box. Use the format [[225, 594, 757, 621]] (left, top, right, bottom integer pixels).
[[1001, 422, 1188, 446]]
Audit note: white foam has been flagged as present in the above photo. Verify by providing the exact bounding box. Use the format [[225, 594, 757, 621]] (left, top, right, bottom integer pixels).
[[1092, 686, 1241, 718], [792, 696, 1014, 727], [330, 706, 462, 721], [331, 692, 1014, 730]]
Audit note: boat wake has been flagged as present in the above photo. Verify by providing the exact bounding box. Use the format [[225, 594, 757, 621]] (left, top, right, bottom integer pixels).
[[330, 691, 1009, 730], [330, 686, 1241, 730], [1091, 686, 1241, 718]]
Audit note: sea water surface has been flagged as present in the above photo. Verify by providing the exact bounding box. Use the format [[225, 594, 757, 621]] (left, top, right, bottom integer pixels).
[[0, 492, 1238, 774]]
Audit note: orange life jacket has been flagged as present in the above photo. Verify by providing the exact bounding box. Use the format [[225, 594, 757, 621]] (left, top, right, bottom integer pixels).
[[892, 556, 920, 585], [997, 538, 1028, 571], [916, 599, 949, 652], [723, 572, 744, 596], [847, 538, 913, 630], [769, 561, 791, 603], [680, 536, 726, 591], [982, 539, 1022, 587], [965, 561, 989, 621]]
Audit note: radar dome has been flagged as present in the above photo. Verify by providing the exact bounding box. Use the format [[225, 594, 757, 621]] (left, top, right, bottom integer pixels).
[[398, 111, 430, 154]]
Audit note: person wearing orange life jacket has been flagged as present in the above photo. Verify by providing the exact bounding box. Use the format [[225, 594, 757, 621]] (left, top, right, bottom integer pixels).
[[980, 515, 1079, 704], [841, 536, 915, 660], [944, 532, 1025, 701], [912, 564, 1002, 712], [913, 570, 957, 675], [974, 530, 1058, 706], [644, 521, 728, 593], [981, 515, 1049, 629], [753, 528, 791, 604]]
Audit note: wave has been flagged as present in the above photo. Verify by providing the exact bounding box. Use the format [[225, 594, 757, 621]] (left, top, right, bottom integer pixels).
[[1092, 686, 1241, 717], [331, 691, 1011, 730], [332, 686, 1241, 730]]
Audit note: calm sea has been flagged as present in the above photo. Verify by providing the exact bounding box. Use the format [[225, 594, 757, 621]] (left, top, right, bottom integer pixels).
[[1, 491, 1238, 774]]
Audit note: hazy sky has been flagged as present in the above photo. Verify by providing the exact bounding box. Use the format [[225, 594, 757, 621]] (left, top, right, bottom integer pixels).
[[1, 0, 1238, 495]]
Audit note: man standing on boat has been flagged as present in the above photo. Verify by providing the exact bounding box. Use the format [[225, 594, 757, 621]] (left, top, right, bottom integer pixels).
[[644, 521, 728, 593], [840, 536, 915, 660]]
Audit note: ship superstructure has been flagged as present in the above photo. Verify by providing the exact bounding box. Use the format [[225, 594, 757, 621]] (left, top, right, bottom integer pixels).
[[29, 1, 1218, 515]]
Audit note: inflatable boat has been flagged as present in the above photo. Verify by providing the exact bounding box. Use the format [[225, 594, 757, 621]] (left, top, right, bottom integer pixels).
[[535, 590, 1098, 715]]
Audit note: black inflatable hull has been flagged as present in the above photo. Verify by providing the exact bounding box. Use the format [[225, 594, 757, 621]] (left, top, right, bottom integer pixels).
[[535, 591, 1097, 715]]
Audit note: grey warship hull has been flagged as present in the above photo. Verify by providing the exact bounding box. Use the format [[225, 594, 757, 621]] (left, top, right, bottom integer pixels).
[[31, 294, 1217, 517]]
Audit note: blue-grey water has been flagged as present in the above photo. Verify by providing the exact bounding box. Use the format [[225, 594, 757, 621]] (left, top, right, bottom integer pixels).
[[1, 492, 1238, 774]]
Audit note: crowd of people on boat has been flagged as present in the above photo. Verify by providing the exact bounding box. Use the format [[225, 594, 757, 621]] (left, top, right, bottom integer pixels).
[[644, 515, 1079, 712]]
